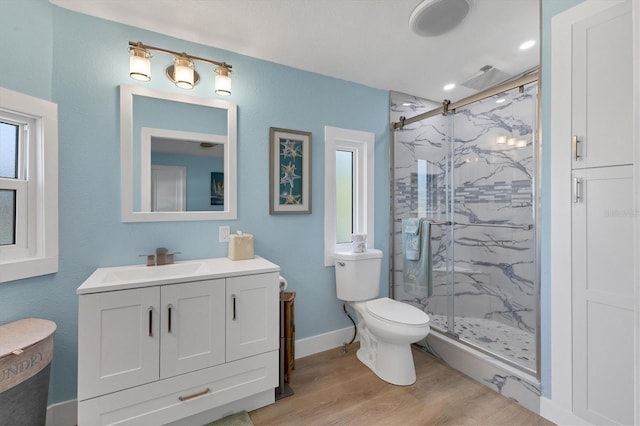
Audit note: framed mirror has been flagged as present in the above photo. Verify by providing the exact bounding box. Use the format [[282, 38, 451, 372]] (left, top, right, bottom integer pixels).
[[120, 85, 237, 222]]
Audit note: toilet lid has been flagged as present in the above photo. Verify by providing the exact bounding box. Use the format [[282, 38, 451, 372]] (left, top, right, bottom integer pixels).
[[365, 297, 429, 326]]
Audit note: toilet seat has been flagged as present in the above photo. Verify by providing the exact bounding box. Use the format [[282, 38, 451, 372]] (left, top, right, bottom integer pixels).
[[365, 297, 429, 326]]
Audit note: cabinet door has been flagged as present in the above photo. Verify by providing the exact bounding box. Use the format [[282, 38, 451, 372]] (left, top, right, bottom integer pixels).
[[78, 287, 160, 401], [160, 279, 226, 379], [571, 0, 632, 169], [572, 165, 634, 425], [226, 272, 279, 361]]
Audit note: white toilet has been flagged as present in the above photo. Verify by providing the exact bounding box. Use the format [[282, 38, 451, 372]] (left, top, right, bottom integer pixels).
[[334, 248, 430, 386]]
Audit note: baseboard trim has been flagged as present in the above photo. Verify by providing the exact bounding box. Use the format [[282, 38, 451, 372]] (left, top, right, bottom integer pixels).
[[294, 326, 357, 359], [46, 399, 77, 426], [540, 397, 591, 426]]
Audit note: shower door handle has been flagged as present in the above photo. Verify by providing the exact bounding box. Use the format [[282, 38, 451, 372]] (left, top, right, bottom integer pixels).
[[573, 177, 582, 203], [572, 135, 582, 161]]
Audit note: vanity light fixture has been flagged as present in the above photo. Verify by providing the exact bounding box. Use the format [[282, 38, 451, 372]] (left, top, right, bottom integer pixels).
[[128, 41, 233, 96]]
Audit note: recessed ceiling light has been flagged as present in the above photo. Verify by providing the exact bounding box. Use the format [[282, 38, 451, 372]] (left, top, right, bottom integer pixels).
[[443, 83, 455, 91], [519, 40, 536, 50], [496, 98, 506, 104]]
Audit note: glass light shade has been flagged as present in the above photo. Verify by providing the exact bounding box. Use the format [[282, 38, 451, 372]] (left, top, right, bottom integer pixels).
[[173, 57, 195, 89], [129, 48, 151, 81], [496, 135, 507, 144], [215, 67, 232, 96], [507, 137, 516, 146], [516, 139, 527, 149]]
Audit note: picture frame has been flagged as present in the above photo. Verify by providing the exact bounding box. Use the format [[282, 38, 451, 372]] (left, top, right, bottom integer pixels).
[[210, 172, 224, 206], [269, 127, 312, 214]]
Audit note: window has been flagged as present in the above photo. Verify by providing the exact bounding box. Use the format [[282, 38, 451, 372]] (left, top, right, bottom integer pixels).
[[0, 87, 58, 283], [324, 126, 374, 266], [335, 150, 354, 244]]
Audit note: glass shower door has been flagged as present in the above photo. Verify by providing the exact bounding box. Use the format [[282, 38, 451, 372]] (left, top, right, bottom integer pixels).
[[449, 83, 538, 371]]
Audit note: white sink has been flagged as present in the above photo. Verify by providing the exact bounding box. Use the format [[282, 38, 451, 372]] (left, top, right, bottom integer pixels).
[[99, 261, 209, 285], [78, 256, 281, 295]]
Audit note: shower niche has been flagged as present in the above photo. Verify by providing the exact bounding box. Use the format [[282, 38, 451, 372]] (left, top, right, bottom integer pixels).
[[391, 79, 540, 412]]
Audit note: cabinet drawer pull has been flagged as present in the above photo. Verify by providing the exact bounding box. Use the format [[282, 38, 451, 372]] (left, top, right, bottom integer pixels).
[[178, 387, 210, 402], [232, 294, 237, 320], [573, 177, 582, 203], [573, 135, 582, 161], [148, 306, 153, 337], [168, 304, 173, 333]]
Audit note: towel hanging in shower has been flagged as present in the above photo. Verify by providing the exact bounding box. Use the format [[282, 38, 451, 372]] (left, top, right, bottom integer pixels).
[[402, 218, 433, 297], [403, 218, 423, 260]]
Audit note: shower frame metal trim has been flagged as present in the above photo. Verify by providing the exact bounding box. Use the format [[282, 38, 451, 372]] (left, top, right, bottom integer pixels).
[[391, 71, 539, 130]]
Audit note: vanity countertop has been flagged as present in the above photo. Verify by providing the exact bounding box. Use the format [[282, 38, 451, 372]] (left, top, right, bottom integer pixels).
[[77, 256, 279, 295]]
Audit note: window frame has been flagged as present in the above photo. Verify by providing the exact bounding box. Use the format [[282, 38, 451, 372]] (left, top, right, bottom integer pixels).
[[1, 113, 34, 257], [324, 126, 374, 266], [0, 87, 58, 283]]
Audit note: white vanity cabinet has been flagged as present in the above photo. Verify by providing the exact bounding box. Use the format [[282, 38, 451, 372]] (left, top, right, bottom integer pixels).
[[77, 257, 280, 426]]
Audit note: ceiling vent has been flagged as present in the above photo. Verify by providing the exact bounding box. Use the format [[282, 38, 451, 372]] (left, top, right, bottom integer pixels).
[[461, 65, 511, 92], [409, 0, 472, 37]]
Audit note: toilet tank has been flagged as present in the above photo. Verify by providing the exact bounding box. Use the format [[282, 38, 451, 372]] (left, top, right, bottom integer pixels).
[[334, 249, 382, 302]]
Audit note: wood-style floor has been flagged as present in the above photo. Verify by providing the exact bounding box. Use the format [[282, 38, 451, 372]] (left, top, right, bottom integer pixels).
[[249, 345, 554, 426]]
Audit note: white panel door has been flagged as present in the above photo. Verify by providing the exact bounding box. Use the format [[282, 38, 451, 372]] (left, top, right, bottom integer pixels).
[[77, 287, 160, 401], [151, 165, 187, 212], [571, 0, 632, 169], [572, 165, 634, 425], [226, 272, 279, 361], [160, 279, 226, 379]]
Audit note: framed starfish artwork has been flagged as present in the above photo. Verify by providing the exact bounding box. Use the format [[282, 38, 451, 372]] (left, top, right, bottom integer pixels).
[[269, 127, 312, 214]]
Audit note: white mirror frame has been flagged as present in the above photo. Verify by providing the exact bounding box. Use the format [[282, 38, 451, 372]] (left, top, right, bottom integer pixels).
[[120, 84, 237, 222]]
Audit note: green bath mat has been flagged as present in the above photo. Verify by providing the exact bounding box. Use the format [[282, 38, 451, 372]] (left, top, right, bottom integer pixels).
[[204, 411, 254, 426]]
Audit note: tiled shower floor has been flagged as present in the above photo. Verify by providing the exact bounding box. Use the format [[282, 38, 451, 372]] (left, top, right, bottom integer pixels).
[[428, 313, 536, 371]]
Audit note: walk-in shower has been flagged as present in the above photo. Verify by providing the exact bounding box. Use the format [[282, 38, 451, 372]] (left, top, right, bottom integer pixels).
[[390, 73, 540, 410]]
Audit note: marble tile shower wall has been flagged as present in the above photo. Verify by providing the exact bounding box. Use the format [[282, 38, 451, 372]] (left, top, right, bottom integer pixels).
[[391, 84, 537, 338]]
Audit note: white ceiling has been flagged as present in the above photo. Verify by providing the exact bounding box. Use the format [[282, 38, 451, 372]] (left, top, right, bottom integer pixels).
[[50, 0, 539, 102]]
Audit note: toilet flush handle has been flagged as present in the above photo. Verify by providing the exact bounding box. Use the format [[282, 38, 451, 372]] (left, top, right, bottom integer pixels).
[[336, 261, 346, 267]]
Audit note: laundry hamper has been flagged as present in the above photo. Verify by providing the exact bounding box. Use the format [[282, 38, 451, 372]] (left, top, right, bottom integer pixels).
[[0, 318, 57, 426]]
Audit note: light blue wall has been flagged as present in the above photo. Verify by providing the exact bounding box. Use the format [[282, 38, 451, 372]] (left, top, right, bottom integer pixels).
[[0, 0, 389, 404], [540, 0, 585, 398], [0, 0, 53, 98]]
